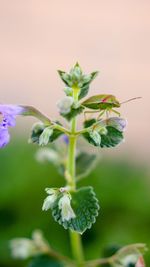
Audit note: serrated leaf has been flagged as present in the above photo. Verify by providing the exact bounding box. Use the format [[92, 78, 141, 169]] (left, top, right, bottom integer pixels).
[[52, 186, 100, 234], [30, 122, 63, 145], [28, 255, 64, 267], [82, 94, 120, 109], [76, 152, 98, 179], [83, 119, 124, 148], [61, 105, 84, 121], [100, 126, 124, 148]]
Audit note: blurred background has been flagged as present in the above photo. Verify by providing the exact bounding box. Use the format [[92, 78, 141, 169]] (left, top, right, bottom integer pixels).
[[0, 0, 150, 266]]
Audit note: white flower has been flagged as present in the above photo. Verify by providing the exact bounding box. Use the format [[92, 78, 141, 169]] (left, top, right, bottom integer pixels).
[[10, 238, 37, 259], [36, 148, 60, 164], [121, 254, 139, 265], [64, 87, 73, 96], [58, 194, 76, 222], [10, 230, 50, 259], [42, 188, 58, 211], [39, 127, 53, 146], [57, 96, 74, 115]]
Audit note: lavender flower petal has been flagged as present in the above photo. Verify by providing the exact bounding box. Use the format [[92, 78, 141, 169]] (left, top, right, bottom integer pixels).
[[0, 105, 25, 148], [0, 128, 10, 148], [62, 134, 69, 145]]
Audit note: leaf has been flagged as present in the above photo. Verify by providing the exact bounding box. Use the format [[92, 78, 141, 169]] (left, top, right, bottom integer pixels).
[[52, 186, 100, 234], [84, 118, 96, 127], [28, 255, 64, 267], [57, 70, 70, 86], [30, 122, 63, 145], [100, 127, 124, 148], [78, 83, 90, 100], [58, 65, 98, 100], [83, 119, 124, 148], [82, 94, 120, 109], [78, 71, 98, 100], [76, 152, 98, 179], [22, 106, 51, 125], [61, 105, 84, 121]]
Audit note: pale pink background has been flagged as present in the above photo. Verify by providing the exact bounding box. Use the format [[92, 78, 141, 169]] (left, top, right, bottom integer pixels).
[[0, 0, 150, 158]]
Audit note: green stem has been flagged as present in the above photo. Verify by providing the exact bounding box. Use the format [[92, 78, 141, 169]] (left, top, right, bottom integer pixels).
[[69, 231, 84, 266], [67, 87, 84, 266]]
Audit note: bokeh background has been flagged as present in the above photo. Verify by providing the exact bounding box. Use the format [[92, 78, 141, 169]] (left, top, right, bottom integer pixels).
[[0, 1, 150, 266]]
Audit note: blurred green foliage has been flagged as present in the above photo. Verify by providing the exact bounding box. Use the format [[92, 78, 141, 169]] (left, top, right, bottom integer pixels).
[[0, 138, 149, 266]]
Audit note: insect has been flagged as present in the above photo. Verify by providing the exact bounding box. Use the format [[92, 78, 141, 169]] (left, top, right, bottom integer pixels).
[[81, 94, 141, 120]]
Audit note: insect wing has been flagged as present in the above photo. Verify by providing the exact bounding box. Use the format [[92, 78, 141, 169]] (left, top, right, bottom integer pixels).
[[82, 94, 120, 110]]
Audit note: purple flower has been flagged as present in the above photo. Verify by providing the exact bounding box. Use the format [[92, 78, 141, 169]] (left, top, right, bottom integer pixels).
[[106, 117, 127, 132], [62, 134, 69, 145], [0, 105, 24, 148]]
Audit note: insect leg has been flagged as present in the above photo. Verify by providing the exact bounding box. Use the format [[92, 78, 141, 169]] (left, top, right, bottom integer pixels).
[[97, 110, 105, 120], [111, 109, 121, 116], [84, 110, 100, 121]]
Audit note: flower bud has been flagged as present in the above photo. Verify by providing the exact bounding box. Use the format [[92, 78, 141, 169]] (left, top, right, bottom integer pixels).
[[64, 87, 73, 96], [62, 73, 73, 87], [36, 148, 60, 164], [39, 127, 53, 146], [57, 96, 74, 115], [82, 74, 92, 84], [42, 188, 58, 211], [58, 194, 76, 222], [32, 122, 44, 133], [10, 230, 50, 259], [99, 126, 108, 135], [10, 238, 37, 259], [62, 134, 69, 145]]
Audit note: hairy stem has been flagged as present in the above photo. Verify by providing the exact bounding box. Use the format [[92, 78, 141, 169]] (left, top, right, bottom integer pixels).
[[67, 87, 84, 266]]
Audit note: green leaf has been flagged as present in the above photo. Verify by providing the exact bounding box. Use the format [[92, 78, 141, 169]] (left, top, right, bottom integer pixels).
[[58, 64, 98, 99], [84, 118, 96, 127], [57, 70, 71, 86], [82, 94, 120, 109], [89, 130, 101, 146], [30, 122, 63, 145], [28, 255, 64, 267], [83, 119, 124, 148], [100, 126, 124, 148], [52, 186, 100, 234], [78, 84, 89, 100], [61, 105, 84, 121], [22, 106, 51, 125], [78, 72, 98, 100], [76, 152, 98, 179]]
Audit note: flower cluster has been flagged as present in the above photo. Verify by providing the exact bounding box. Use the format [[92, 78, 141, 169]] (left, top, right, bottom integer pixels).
[[0, 105, 24, 148], [10, 230, 50, 259], [1, 63, 144, 267], [42, 188, 76, 222]]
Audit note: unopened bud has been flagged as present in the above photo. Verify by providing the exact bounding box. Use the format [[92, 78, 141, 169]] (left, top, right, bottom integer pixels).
[[57, 96, 74, 115], [39, 127, 53, 146], [58, 194, 76, 222], [42, 188, 58, 211]]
